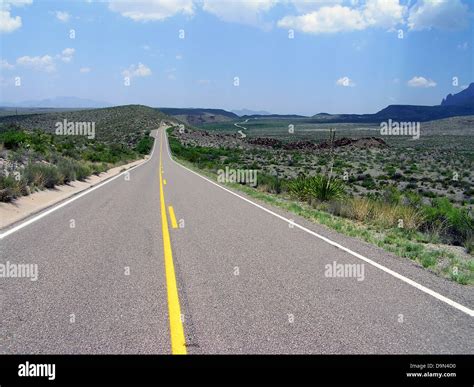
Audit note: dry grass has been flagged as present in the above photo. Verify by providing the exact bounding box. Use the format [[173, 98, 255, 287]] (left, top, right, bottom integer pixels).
[[347, 198, 423, 231]]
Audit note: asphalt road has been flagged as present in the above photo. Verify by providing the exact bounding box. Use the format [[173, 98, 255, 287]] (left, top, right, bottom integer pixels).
[[0, 127, 472, 354]]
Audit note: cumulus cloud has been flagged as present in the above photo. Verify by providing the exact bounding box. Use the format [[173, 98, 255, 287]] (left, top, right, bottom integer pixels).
[[289, 0, 344, 14], [408, 0, 469, 31], [104, 0, 471, 36], [336, 76, 355, 87], [80, 67, 91, 73], [58, 48, 75, 63], [0, 0, 33, 33], [108, 0, 194, 22], [14, 48, 75, 72], [407, 76, 437, 88], [278, 5, 366, 33], [278, 0, 406, 34], [55, 11, 71, 22], [0, 59, 14, 70], [202, 0, 277, 27], [16, 55, 56, 72], [121, 63, 152, 78]]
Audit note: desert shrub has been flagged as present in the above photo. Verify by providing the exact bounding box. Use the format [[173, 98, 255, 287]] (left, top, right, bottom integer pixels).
[[90, 162, 108, 175], [135, 136, 154, 154], [256, 173, 283, 194], [23, 163, 60, 189], [464, 234, 474, 255], [288, 175, 345, 202], [0, 130, 29, 150], [75, 163, 92, 181], [382, 186, 402, 204], [57, 159, 77, 183], [344, 197, 423, 230], [0, 175, 27, 202], [349, 197, 373, 221], [287, 176, 309, 201], [422, 198, 473, 246]]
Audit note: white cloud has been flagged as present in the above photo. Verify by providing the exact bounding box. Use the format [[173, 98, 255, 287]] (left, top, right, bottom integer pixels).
[[175, 54, 183, 60], [408, 0, 469, 31], [58, 48, 75, 63], [14, 47, 74, 72], [336, 76, 355, 87], [16, 55, 56, 72], [0, 59, 14, 70], [407, 76, 437, 88], [202, 0, 277, 27], [0, 0, 32, 33], [108, 0, 194, 22], [363, 0, 406, 29], [55, 11, 71, 22], [122, 63, 152, 78], [80, 67, 91, 73], [278, 5, 365, 34], [278, 0, 405, 34], [197, 79, 211, 85], [0, 10, 22, 33], [142, 44, 151, 50], [289, 0, 344, 13]]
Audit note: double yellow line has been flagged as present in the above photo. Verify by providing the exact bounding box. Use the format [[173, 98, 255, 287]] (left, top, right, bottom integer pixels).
[[158, 129, 187, 355]]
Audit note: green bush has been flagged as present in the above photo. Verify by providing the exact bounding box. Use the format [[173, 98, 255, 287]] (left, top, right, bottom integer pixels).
[[257, 173, 283, 194], [0, 130, 29, 149], [0, 175, 27, 201], [288, 176, 309, 201], [135, 136, 154, 154], [75, 163, 91, 181], [23, 163, 60, 189], [288, 175, 345, 202], [422, 198, 473, 246], [57, 159, 77, 183]]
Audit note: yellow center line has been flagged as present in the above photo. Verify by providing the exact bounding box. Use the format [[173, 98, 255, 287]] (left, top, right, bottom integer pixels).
[[158, 128, 187, 355], [168, 206, 178, 229]]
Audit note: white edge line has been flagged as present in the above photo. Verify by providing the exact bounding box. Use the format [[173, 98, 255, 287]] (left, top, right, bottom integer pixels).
[[0, 131, 160, 240], [163, 128, 474, 317]]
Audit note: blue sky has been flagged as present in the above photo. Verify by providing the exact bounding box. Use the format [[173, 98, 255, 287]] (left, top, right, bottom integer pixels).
[[0, 0, 472, 115]]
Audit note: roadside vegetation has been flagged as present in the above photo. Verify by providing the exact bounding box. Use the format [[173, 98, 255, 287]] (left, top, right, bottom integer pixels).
[[168, 127, 474, 285], [0, 109, 158, 202]]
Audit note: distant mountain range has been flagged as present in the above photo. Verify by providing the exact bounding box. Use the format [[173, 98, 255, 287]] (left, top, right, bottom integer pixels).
[[232, 109, 272, 116], [157, 107, 239, 126], [2, 84, 473, 124], [441, 83, 474, 106], [307, 83, 474, 124], [1, 96, 111, 108]]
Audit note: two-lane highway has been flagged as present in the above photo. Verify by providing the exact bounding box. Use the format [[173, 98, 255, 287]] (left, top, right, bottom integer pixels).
[[0, 127, 472, 354]]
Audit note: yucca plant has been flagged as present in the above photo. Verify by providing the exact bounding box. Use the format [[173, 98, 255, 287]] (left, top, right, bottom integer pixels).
[[287, 176, 309, 201], [288, 175, 345, 202], [306, 175, 345, 202]]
